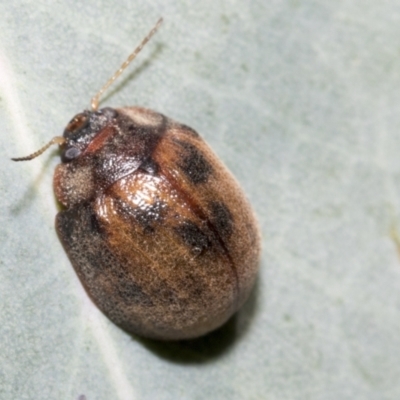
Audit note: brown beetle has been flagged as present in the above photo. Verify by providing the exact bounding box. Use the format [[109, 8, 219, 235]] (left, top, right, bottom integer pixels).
[[13, 19, 260, 340]]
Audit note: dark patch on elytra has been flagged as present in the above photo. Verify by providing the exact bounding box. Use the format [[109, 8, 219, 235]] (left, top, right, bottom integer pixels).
[[175, 140, 213, 184], [175, 220, 211, 255], [113, 265, 178, 307], [57, 203, 103, 241], [153, 283, 179, 305], [56, 207, 78, 241], [116, 279, 154, 307], [116, 198, 168, 234], [179, 272, 204, 297], [209, 201, 234, 240], [90, 210, 104, 235], [56, 204, 115, 276]]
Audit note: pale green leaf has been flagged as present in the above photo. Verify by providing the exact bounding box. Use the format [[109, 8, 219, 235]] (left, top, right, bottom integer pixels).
[[1, 1, 400, 399]]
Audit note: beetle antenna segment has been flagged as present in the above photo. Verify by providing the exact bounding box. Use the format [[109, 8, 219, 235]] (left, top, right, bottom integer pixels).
[[11, 136, 66, 161], [90, 17, 163, 111]]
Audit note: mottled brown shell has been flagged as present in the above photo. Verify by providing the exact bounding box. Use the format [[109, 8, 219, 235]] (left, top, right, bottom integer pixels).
[[54, 106, 260, 340]]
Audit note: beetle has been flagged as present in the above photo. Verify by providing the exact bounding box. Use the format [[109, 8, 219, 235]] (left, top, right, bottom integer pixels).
[[12, 18, 261, 340]]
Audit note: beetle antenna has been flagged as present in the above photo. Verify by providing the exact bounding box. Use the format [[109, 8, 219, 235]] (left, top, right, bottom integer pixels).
[[11, 136, 66, 161], [91, 17, 163, 111]]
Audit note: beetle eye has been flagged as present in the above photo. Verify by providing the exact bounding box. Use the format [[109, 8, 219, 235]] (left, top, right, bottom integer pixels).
[[63, 146, 81, 161], [65, 113, 89, 134]]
